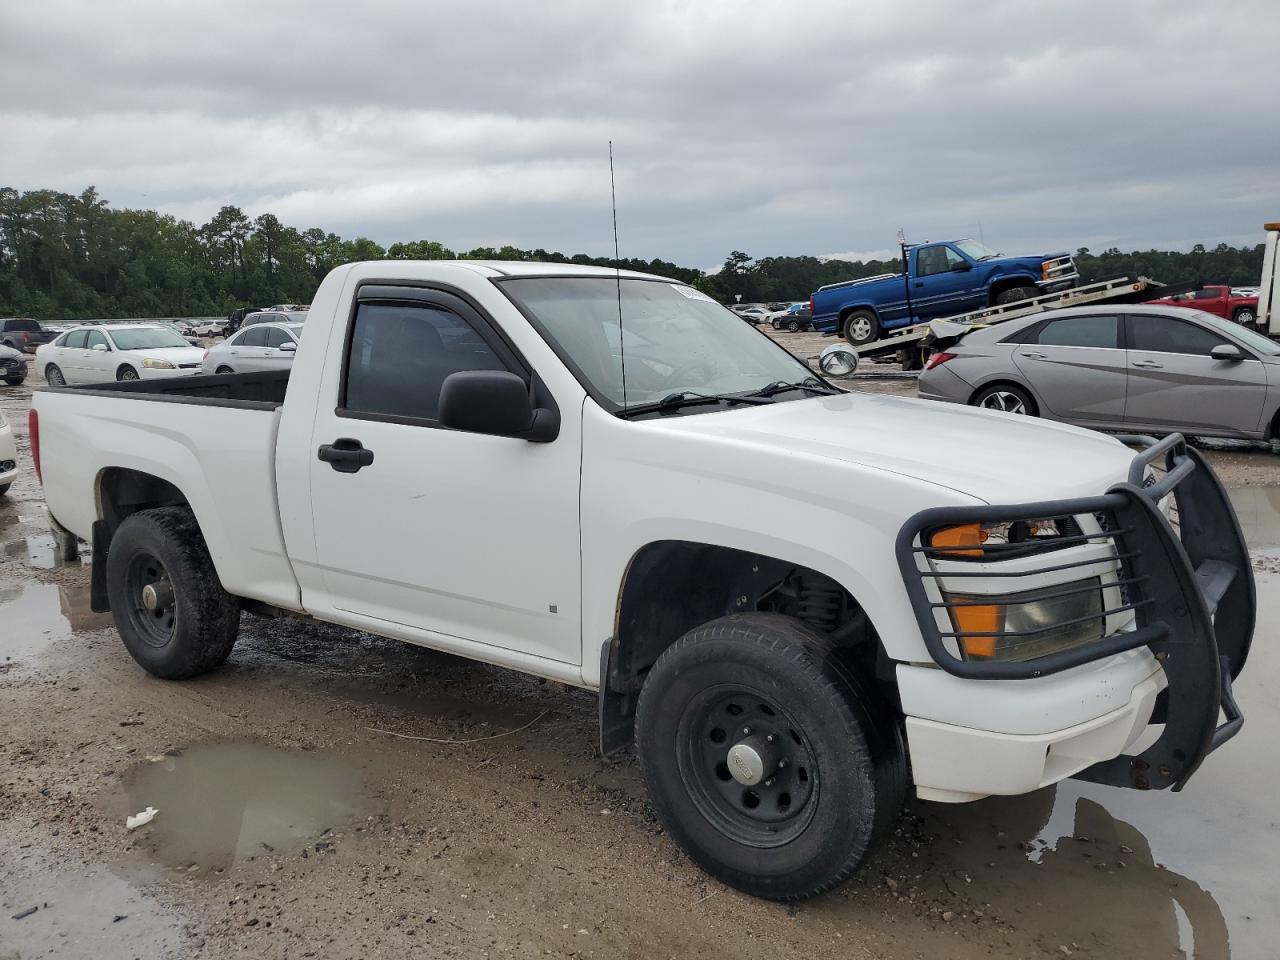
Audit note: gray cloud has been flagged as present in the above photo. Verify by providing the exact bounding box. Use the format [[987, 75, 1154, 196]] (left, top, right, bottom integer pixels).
[[3, 0, 1278, 267]]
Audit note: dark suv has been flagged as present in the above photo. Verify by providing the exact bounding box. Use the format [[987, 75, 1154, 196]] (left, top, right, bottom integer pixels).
[[0, 343, 26, 384]]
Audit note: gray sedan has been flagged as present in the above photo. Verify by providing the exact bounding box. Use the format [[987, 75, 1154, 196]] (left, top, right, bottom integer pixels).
[[918, 304, 1280, 441]]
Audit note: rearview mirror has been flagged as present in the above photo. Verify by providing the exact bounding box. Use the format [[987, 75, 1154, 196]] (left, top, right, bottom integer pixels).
[[1211, 343, 1243, 362], [278, 341, 297, 352], [818, 343, 859, 378], [92, 343, 108, 352], [439, 370, 559, 442]]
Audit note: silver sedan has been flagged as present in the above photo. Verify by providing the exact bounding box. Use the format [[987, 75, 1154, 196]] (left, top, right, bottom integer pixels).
[[201, 322, 303, 375], [918, 304, 1280, 441]]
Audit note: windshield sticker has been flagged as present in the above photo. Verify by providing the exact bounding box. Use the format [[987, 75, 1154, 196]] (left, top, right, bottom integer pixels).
[[671, 284, 716, 302]]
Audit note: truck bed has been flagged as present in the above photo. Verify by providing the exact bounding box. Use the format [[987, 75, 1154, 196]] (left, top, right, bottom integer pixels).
[[65, 369, 291, 407]]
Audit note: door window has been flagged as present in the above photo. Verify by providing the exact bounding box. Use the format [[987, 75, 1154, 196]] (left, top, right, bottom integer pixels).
[[264, 327, 292, 349], [1035, 315, 1119, 349], [62, 330, 88, 349], [1128, 314, 1230, 357], [342, 302, 509, 422], [240, 327, 268, 347], [916, 246, 964, 277], [84, 330, 108, 351]]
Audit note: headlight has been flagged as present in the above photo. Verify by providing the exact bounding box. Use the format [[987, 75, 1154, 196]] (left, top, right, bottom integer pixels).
[[944, 578, 1105, 662], [928, 518, 1078, 559], [141, 358, 175, 369]]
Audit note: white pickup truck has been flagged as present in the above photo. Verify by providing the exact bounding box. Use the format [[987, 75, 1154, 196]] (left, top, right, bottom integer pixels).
[[31, 261, 1253, 900]]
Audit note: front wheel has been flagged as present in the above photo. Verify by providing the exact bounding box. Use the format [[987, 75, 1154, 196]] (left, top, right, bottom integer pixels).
[[105, 507, 241, 679], [973, 383, 1036, 416], [45, 364, 66, 387], [117, 366, 140, 381], [635, 614, 905, 901], [842, 309, 879, 346], [995, 285, 1039, 306], [787, 319, 801, 333]]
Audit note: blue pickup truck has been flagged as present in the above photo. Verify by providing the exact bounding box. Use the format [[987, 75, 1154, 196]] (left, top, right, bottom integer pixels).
[[810, 239, 1078, 345]]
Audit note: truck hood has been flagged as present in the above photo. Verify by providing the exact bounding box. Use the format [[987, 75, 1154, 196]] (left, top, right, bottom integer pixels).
[[653, 392, 1135, 504]]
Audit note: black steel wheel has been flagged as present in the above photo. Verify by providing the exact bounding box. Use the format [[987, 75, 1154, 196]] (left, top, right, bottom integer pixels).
[[636, 613, 905, 900], [105, 507, 241, 679]]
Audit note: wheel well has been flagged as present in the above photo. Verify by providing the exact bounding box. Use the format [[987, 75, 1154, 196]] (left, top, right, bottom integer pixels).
[[598, 540, 888, 755], [89, 468, 193, 611], [1268, 407, 1280, 442], [116, 363, 137, 377], [838, 304, 878, 323], [969, 379, 1039, 415], [988, 276, 1039, 305]]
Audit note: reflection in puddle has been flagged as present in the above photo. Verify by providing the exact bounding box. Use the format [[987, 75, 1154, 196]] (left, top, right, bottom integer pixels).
[[903, 571, 1280, 960], [1227, 485, 1280, 551], [124, 744, 374, 872], [2, 531, 83, 569], [0, 580, 112, 666]]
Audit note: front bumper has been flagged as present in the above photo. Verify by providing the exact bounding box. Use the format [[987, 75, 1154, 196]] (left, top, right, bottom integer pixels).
[[0, 358, 27, 381], [896, 433, 1252, 794]]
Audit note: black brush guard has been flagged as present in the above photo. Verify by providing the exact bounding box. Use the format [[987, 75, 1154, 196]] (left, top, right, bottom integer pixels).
[[896, 434, 1253, 791]]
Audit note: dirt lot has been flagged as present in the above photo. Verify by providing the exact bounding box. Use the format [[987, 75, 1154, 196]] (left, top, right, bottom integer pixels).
[[2, 343, 1278, 960]]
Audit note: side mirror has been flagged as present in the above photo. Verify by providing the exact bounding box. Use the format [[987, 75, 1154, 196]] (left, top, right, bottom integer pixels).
[[278, 341, 297, 352], [818, 343, 859, 378], [92, 343, 108, 352], [950, 259, 973, 272], [1211, 343, 1243, 362], [438, 370, 560, 442]]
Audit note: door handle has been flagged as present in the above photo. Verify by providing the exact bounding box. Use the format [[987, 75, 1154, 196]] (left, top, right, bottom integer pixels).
[[1132, 359, 1163, 369], [1020, 351, 1047, 360], [318, 438, 374, 473], [914, 282, 924, 288]]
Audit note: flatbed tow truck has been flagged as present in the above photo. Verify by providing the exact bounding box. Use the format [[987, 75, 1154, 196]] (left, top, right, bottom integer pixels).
[[848, 275, 1196, 369]]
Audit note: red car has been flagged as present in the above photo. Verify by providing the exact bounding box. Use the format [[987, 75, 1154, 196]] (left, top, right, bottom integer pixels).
[[1148, 284, 1259, 327]]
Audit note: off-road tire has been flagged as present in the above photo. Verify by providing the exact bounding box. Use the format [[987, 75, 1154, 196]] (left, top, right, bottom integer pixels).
[[842, 309, 879, 346], [635, 613, 905, 901], [117, 365, 140, 381], [995, 285, 1039, 306], [45, 364, 66, 387], [105, 507, 240, 680]]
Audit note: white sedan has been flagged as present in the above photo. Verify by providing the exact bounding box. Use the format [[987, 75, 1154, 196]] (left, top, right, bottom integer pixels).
[[36, 324, 207, 386], [201, 322, 303, 374], [0, 408, 17, 495]]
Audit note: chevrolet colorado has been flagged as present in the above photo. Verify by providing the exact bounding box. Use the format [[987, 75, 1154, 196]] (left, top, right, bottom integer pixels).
[[30, 260, 1251, 900]]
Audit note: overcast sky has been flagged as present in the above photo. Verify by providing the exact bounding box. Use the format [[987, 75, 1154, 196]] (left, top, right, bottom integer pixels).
[[3, 0, 1278, 269]]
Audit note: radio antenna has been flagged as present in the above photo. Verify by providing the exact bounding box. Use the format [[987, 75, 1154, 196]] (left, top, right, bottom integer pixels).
[[609, 141, 627, 410]]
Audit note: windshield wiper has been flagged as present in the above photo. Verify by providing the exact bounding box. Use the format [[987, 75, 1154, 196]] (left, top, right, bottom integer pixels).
[[747, 379, 840, 399], [617, 391, 774, 418]]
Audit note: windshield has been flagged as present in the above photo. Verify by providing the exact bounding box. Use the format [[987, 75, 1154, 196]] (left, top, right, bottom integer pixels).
[[1197, 311, 1280, 356], [954, 239, 999, 261], [108, 327, 193, 350], [502, 277, 821, 410]]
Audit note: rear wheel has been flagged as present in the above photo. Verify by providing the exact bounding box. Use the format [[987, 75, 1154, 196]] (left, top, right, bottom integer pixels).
[[1233, 307, 1256, 327], [973, 383, 1036, 416], [635, 613, 905, 900], [995, 285, 1039, 306], [45, 364, 66, 387], [105, 507, 241, 679], [216, 365, 234, 375], [117, 366, 139, 381], [787, 319, 801, 333], [842, 309, 879, 346]]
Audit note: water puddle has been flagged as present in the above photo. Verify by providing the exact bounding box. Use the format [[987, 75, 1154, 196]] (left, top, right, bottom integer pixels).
[[0, 580, 112, 668], [885, 570, 1280, 959], [2, 531, 84, 569], [0, 864, 182, 959], [1227, 485, 1280, 551], [123, 744, 376, 873]]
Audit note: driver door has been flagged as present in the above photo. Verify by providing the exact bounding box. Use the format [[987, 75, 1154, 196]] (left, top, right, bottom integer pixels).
[[306, 286, 583, 665], [912, 244, 976, 319]]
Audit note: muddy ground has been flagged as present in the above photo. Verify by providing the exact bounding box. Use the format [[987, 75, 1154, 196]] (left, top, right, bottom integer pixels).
[[2, 340, 1278, 960]]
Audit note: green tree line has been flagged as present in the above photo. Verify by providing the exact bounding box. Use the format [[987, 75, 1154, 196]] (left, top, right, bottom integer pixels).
[[0, 186, 1266, 320]]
